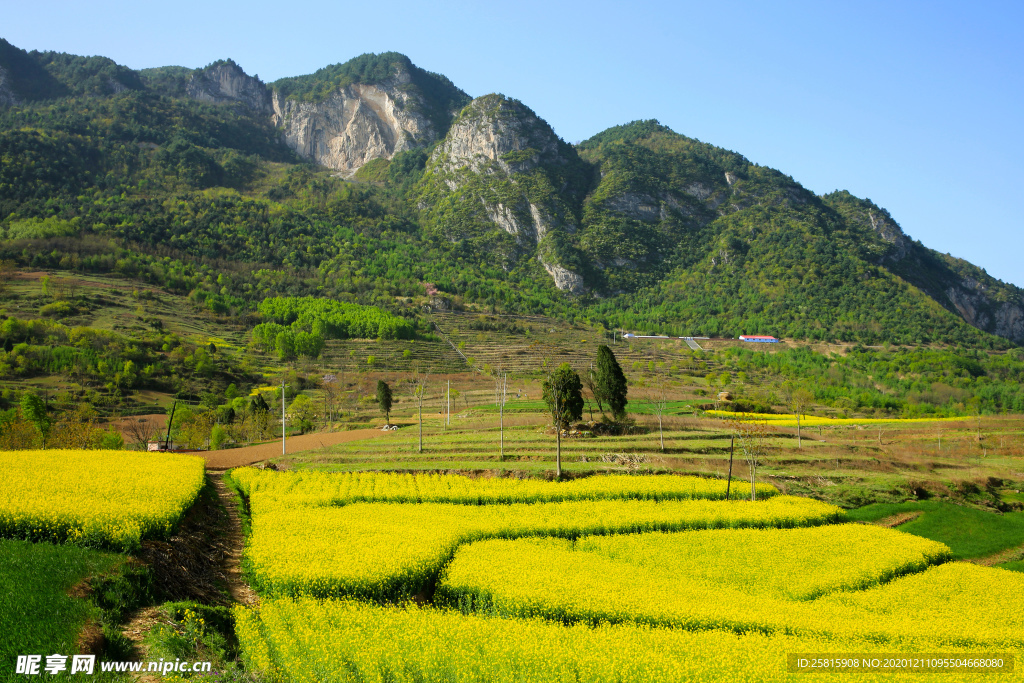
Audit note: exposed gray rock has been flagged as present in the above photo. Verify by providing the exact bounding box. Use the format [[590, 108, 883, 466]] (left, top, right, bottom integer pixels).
[[0, 66, 19, 106], [423, 94, 586, 292], [106, 77, 128, 95], [431, 95, 563, 179], [946, 282, 1024, 344], [867, 210, 910, 261], [683, 182, 712, 200], [270, 74, 435, 177], [484, 200, 532, 243], [186, 61, 269, 113], [539, 257, 585, 294], [606, 193, 661, 221]]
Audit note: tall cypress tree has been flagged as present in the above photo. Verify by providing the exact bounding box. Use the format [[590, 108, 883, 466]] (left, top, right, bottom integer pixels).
[[376, 380, 393, 424], [594, 345, 628, 420]]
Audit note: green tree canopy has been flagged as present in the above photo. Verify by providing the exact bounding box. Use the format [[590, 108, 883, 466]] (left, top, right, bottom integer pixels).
[[542, 363, 584, 431], [20, 393, 48, 436], [594, 345, 628, 420]]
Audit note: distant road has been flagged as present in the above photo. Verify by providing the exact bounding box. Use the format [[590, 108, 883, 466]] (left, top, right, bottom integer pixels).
[[684, 339, 703, 351]]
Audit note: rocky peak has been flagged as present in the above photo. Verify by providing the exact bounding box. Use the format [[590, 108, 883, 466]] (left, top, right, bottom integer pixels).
[[433, 94, 565, 177], [265, 53, 469, 176], [269, 78, 435, 177], [821, 191, 911, 262], [866, 208, 910, 259], [186, 60, 269, 113], [419, 94, 590, 292]]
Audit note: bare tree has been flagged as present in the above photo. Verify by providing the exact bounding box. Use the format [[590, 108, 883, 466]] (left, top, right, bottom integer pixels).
[[123, 415, 158, 450], [494, 370, 509, 460], [408, 371, 430, 453], [787, 387, 813, 448], [582, 364, 602, 419], [726, 419, 775, 501], [642, 381, 668, 452], [322, 373, 339, 427]]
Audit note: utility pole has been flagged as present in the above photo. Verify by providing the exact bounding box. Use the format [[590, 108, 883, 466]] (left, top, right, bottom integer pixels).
[[726, 434, 734, 499], [281, 381, 288, 456], [499, 373, 506, 460], [447, 380, 450, 427], [553, 378, 562, 479]]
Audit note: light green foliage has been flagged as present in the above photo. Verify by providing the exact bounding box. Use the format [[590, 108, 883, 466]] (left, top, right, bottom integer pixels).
[[210, 424, 229, 450], [20, 393, 48, 435], [289, 395, 318, 434], [844, 501, 1024, 560], [257, 297, 414, 341]]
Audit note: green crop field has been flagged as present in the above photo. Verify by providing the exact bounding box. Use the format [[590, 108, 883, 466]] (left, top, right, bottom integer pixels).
[[0, 540, 120, 679]]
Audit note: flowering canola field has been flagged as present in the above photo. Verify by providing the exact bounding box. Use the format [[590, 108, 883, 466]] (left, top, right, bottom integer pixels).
[[438, 535, 1023, 646], [706, 411, 965, 427], [236, 599, 1021, 683], [231, 469, 776, 506], [0, 449, 205, 550], [233, 470, 1021, 681], [443, 525, 951, 603], [245, 496, 842, 600]]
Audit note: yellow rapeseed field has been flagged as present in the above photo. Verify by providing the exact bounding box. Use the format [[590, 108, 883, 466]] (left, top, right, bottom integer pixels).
[[444, 526, 950, 602], [706, 411, 965, 427], [437, 536, 1022, 647], [0, 449, 205, 550], [231, 469, 777, 506], [244, 496, 843, 600], [236, 598, 1021, 683]]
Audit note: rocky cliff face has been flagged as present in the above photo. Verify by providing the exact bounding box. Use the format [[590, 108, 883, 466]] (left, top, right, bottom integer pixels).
[[184, 59, 445, 176], [0, 66, 19, 106], [270, 75, 436, 177], [186, 61, 269, 113], [821, 191, 1024, 344], [946, 280, 1024, 343], [419, 94, 589, 292]]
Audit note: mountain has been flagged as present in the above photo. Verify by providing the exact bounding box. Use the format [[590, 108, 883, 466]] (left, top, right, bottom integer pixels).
[[0, 38, 1020, 348], [416, 94, 593, 292], [575, 121, 1024, 345]]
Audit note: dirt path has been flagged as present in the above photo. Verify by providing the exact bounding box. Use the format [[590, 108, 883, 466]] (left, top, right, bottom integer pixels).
[[872, 511, 924, 528], [969, 543, 1024, 567], [211, 473, 258, 606], [118, 473, 257, 679], [203, 427, 391, 470]]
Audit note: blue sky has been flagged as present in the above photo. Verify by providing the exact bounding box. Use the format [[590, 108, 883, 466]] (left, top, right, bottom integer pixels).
[[6, 1, 1022, 286]]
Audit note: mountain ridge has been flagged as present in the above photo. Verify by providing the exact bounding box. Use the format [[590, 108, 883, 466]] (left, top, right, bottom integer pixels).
[[0, 38, 1020, 347]]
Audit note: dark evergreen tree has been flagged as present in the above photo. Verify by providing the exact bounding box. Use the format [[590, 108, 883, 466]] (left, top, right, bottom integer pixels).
[[376, 380, 394, 424], [250, 393, 270, 414], [594, 345, 628, 420]]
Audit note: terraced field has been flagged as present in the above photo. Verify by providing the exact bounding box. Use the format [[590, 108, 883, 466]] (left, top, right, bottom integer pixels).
[[232, 470, 1023, 682]]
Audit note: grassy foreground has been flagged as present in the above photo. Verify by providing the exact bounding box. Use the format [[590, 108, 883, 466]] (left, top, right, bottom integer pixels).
[[0, 540, 120, 680]]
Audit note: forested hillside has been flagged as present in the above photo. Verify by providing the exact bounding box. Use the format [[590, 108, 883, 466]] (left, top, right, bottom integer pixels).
[[0, 38, 1021, 349]]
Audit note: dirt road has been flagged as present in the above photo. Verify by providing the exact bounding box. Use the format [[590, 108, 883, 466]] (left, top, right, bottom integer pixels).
[[202, 428, 390, 470]]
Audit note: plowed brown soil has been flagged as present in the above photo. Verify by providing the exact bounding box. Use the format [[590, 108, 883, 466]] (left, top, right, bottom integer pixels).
[[202, 428, 390, 470]]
